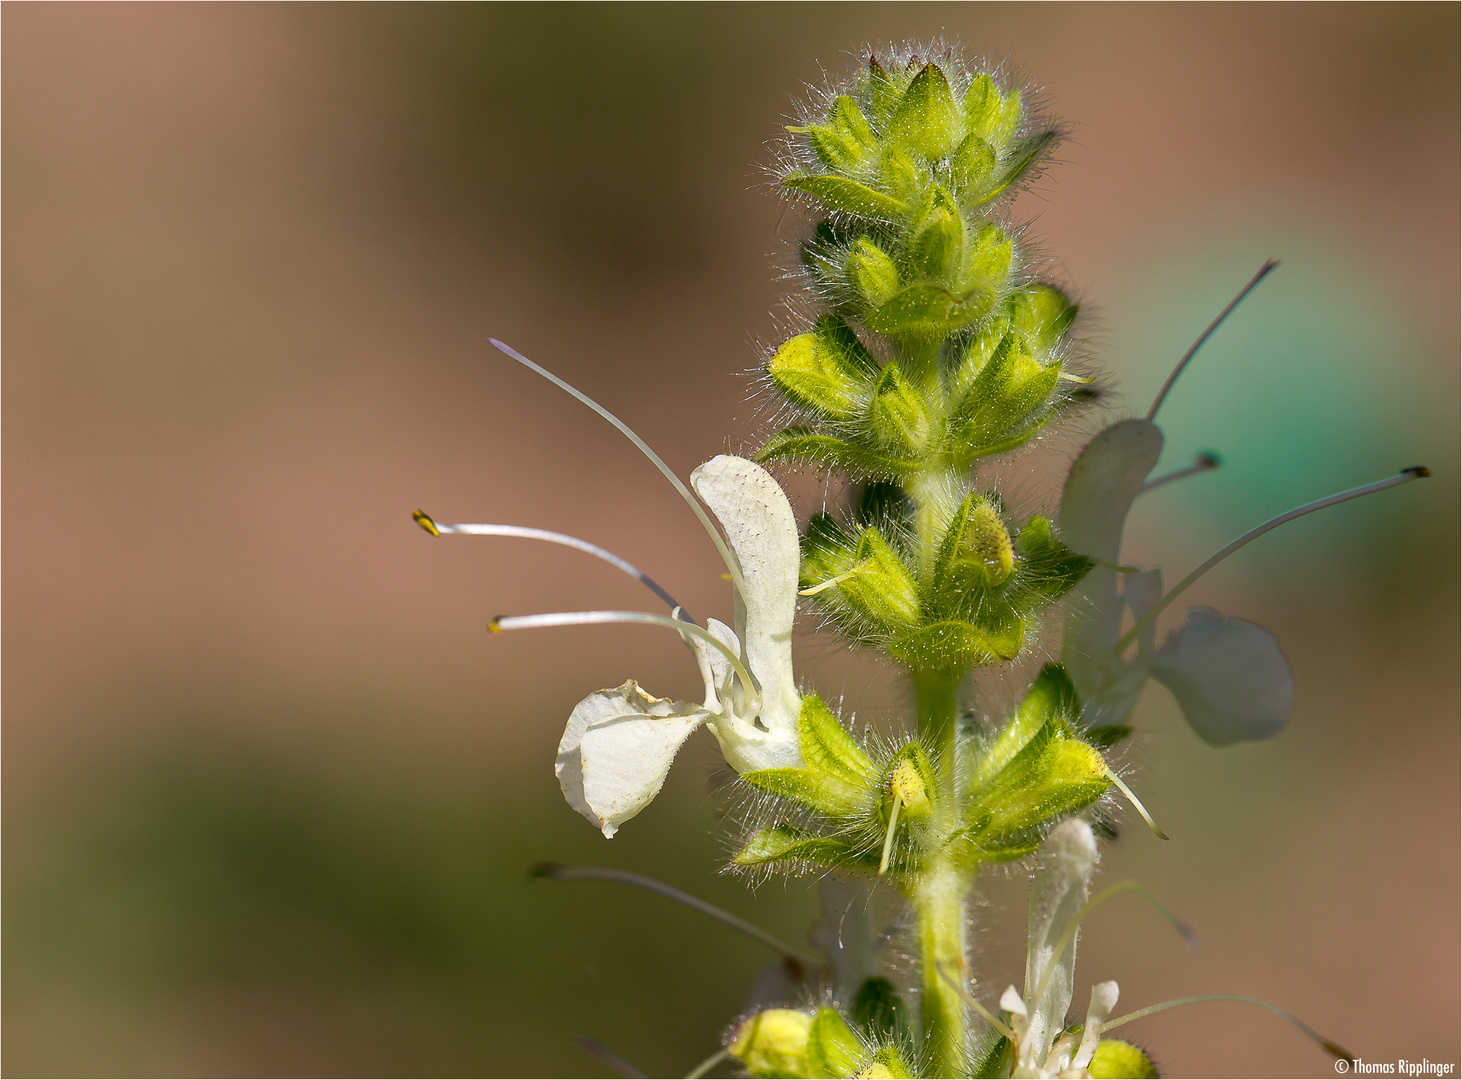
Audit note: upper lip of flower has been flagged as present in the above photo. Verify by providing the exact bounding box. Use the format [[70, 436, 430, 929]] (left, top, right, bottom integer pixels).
[[414, 341, 806, 837]]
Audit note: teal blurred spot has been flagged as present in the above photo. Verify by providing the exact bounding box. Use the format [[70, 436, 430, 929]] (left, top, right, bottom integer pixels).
[[1114, 234, 1453, 596]]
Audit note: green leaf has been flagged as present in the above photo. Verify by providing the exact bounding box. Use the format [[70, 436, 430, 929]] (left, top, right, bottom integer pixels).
[[833, 526, 922, 631], [785, 174, 908, 221], [865, 55, 901, 125], [734, 824, 875, 872], [949, 332, 1061, 459], [951, 132, 997, 195], [1015, 516, 1094, 602], [964, 710, 1111, 842], [945, 316, 1010, 404], [867, 363, 933, 455], [768, 316, 879, 419], [1008, 283, 1077, 352], [970, 1030, 1013, 1079], [968, 664, 1069, 788], [808, 95, 879, 174], [742, 696, 876, 819], [866, 283, 994, 341], [962, 74, 1003, 143], [845, 238, 903, 309], [907, 204, 963, 283], [962, 221, 1015, 288], [888, 615, 1024, 673], [992, 87, 1024, 146], [886, 63, 960, 158], [799, 694, 877, 787], [980, 130, 1056, 204], [805, 1009, 865, 1079], [757, 428, 914, 478]]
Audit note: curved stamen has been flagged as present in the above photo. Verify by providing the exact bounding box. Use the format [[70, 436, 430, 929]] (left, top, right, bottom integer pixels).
[[413, 512, 689, 618], [1115, 467, 1430, 656], [1101, 993, 1352, 1061], [489, 339, 748, 599], [1147, 259, 1280, 420], [531, 862, 819, 967], [684, 1049, 730, 1080], [490, 609, 759, 708], [1103, 762, 1170, 841], [1030, 880, 1196, 1017], [1139, 452, 1222, 495]]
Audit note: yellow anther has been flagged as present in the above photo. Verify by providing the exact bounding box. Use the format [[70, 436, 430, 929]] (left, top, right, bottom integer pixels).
[[412, 510, 442, 536], [890, 759, 931, 817]]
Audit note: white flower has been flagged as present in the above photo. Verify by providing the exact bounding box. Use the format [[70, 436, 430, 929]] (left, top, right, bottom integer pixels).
[[418, 342, 805, 838], [551, 454, 805, 837], [998, 818, 1121, 1079], [1059, 418, 1295, 744]]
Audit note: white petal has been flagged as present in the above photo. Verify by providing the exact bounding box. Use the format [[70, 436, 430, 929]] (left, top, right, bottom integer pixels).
[[1024, 819, 1098, 1070], [1071, 980, 1120, 1071], [556, 681, 707, 837], [1079, 569, 1164, 729], [1150, 608, 1294, 746], [687, 617, 739, 709], [690, 455, 803, 754], [1059, 421, 1164, 709]]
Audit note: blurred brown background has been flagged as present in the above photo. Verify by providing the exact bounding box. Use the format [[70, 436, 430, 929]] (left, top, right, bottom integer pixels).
[[4, 4, 1457, 1077]]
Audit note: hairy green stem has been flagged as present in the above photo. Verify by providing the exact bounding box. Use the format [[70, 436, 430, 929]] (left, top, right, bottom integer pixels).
[[913, 668, 962, 785], [911, 861, 971, 1077]]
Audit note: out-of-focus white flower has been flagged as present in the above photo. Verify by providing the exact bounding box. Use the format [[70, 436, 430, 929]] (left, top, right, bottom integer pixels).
[[1060, 418, 1294, 744]]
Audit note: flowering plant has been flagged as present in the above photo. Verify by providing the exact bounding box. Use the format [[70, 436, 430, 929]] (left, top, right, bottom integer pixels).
[[416, 44, 1424, 1079]]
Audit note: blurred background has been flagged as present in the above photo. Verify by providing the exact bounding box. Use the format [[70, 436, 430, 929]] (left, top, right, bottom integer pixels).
[[4, 4, 1457, 1076]]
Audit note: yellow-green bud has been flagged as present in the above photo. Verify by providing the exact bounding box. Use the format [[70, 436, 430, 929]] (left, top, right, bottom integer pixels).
[[729, 1009, 813, 1078], [1089, 1038, 1158, 1079]]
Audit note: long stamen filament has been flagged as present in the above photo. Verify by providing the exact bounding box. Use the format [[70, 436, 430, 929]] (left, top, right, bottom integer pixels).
[[1103, 762, 1170, 841], [489, 339, 748, 598], [412, 513, 688, 617], [878, 794, 902, 876], [531, 863, 819, 966], [934, 962, 1018, 1043], [490, 609, 759, 706], [1139, 452, 1222, 495], [1101, 993, 1353, 1061], [1147, 259, 1280, 420], [1030, 881, 1196, 1017], [1115, 467, 1430, 656], [799, 565, 864, 596], [684, 1049, 730, 1080]]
